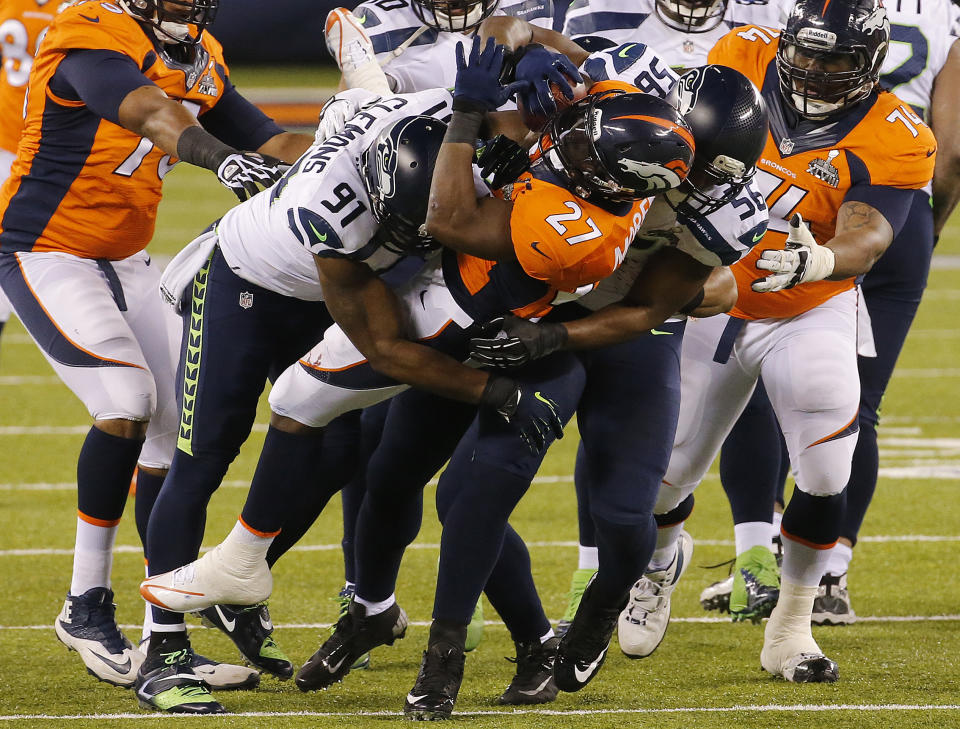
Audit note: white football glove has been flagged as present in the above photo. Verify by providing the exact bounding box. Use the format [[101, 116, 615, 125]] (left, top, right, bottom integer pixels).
[[216, 152, 287, 202], [315, 88, 382, 145], [751, 213, 836, 293]]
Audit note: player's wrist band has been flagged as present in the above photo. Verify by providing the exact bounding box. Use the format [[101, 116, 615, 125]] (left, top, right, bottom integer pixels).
[[678, 288, 705, 315], [445, 108, 484, 144], [176, 125, 239, 172]]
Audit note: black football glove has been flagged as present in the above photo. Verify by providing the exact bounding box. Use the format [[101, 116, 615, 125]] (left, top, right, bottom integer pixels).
[[474, 135, 531, 190], [216, 152, 288, 202], [470, 315, 569, 369], [512, 43, 582, 120], [454, 36, 526, 113], [479, 376, 564, 454]]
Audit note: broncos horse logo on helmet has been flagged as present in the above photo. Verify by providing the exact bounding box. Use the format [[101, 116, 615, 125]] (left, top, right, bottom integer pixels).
[[776, 0, 890, 119], [666, 64, 768, 215], [361, 115, 448, 255], [538, 89, 696, 202], [119, 0, 218, 45]]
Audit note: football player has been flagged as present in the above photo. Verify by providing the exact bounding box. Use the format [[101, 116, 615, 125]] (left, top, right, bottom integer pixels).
[[0, 0, 314, 694], [139, 85, 568, 712], [629, 0, 935, 682], [705, 0, 960, 626], [563, 0, 781, 69]]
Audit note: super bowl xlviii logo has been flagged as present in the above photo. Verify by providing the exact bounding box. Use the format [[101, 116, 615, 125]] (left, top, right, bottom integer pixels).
[[197, 71, 219, 97], [806, 150, 841, 188], [239, 291, 254, 309]]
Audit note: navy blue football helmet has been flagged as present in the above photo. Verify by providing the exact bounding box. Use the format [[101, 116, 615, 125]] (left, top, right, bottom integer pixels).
[[666, 65, 768, 214], [777, 0, 889, 119], [655, 0, 729, 33], [539, 89, 696, 202], [411, 0, 499, 31], [121, 0, 218, 45], [361, 115, 447, 256]]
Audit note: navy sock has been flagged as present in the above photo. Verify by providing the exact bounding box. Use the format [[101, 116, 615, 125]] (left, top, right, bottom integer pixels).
[[719, 380, 784, 524], [781, 486, 845, 547], [265, 413, 362, 567], [134, 470, 166, 558], [77, 425, 142, 522], [242, 425, 326, 536], [591, 512, 656, 607], [341, 406, 387, 583], [483, 525, 551, 642], [146, 451, 229, 574], [574, 441, 596, 547], [842, 414, 878, 546], [433, 459, 530, 625]]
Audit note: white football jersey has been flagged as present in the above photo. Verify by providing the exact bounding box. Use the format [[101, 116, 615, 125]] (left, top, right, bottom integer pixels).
[[216, 88, 454, 301], [353, 0, 555, 93], [578, 186, 769, 310], [579, 40, 679, 95], [563, 0, 782, 70]]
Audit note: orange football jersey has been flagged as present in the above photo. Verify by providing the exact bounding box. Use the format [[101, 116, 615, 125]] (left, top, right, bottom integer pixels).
[[708, 25, 936, 321], [0, 0, 57, 154], [451, 170, 651, 320], [0, 0, 230, 259]]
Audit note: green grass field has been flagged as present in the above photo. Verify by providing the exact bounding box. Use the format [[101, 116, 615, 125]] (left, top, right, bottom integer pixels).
[[1, 138, 959, 727]]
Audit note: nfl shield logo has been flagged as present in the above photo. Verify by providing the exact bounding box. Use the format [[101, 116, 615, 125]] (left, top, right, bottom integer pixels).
[[683, 40, 694, 54], [779, 137, 795, 155], [239, 292, 254, 309]]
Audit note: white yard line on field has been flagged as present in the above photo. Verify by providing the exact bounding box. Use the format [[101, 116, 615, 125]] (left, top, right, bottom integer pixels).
[[2, 533, 959, 558], [2, 703, 960, 721]]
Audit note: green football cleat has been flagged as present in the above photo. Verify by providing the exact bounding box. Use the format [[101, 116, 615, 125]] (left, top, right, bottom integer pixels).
[[334, 585, 370, 670], [135, 648, 225, 714], [730, 545, 780, 623], [465, 598, 484, 652], [555, 568, 597, 638]]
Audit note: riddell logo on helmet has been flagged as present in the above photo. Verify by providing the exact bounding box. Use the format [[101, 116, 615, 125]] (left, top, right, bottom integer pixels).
[[797, 27, 837, 49]]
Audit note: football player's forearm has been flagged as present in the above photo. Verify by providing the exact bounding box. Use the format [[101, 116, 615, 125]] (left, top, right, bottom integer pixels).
[[689, 266, 737, 317], [119, 85, 203, 156], [368, 339, 490, 404], [826, 203, 893, 279], [561, 301, 679, 349], [257, 132, 313, 164], [427, 127, 481, 238]]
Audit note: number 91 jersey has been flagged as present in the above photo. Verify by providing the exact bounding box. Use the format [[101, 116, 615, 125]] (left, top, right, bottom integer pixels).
[[709, 26, 936, 321], [0, 0, 57, 155], [215, 88, 455, 301]]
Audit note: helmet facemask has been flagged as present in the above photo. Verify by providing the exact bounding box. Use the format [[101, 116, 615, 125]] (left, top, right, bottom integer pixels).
[[668, 154, 755, 215], [120, 0, 218, 45], [655, 0, 728, 33], [410, 0, 499, 32]]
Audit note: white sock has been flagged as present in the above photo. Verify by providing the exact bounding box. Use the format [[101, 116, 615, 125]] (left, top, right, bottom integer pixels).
[[734, 521, 773, 555], [540, 629, 555, 644], [769, 579, 818, 633], [70, 517, 118, 595], [780, 538, 831, 587], [648, 531, 682, 572], [142, 566, 153, 644], [224, 518, 274, 565], [824, 542, 853, 576], [772, 510, 783, 536], [577, 545, 599, 571], [150, 620, 187, 633], [355, 593, 396, 616]]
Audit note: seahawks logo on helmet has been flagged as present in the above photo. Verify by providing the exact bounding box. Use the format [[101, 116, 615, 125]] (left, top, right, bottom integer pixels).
[[675, 67, 707, 116]]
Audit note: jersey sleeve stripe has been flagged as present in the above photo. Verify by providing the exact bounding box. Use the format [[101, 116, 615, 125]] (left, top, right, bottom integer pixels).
[[566, 10, 651, 36]]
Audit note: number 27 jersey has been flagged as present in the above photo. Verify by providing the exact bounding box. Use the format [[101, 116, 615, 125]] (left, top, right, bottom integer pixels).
[[708, 25, 936, 321]]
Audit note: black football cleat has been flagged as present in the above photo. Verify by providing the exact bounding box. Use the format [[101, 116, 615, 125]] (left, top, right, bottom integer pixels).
[[403, 622, 467, 721], [200, 602, 294, 679], [499, 636, 559, 705], [296, 599, 407, 691], [135, 636, 225, 714], [553, 575, 623, 693]]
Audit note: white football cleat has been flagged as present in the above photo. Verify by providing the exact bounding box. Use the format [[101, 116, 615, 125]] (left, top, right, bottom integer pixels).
[[324, 7, 392, 94], [140, 543, 273, 613], [761, 581, 839, 683], [55, 587, 145, 687], [617, 530, 693, 658]]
